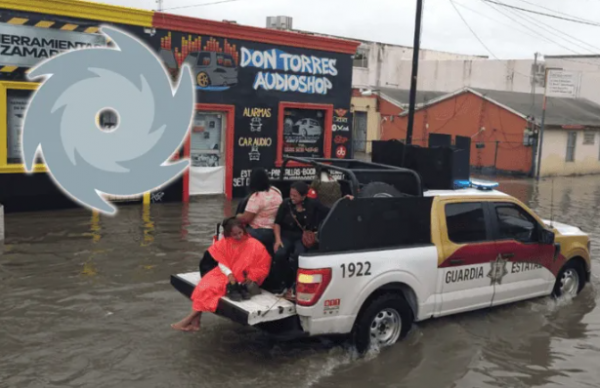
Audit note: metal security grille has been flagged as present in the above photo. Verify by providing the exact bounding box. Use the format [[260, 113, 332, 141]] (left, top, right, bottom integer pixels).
[[566, 131, 577, 162], [0, 12, 101, 80]]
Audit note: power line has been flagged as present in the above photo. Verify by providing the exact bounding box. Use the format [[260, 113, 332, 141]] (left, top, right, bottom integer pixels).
[[449, 0, 533, 80], [453, 2, 560, 45], [499, 3, 600, 54], [163, 0, 245, 11], [481, 0, 600, 27], [449, 0, 498, 59], [482, 0, 594, 57], [455, 1, 600, 66], [511, 0, 600, 25]]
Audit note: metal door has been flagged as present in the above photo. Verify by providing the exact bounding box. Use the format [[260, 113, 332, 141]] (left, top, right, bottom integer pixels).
[[353, 111, 367, 153]]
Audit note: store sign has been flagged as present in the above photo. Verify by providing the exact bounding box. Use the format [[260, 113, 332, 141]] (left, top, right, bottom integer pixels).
[[0, 24, 106, 68], [546, 70, 579, 98], [241, 47, 337, 95]]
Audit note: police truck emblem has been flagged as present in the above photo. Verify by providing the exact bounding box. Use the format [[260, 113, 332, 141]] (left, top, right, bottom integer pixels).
[[487, 254, 509, 285]]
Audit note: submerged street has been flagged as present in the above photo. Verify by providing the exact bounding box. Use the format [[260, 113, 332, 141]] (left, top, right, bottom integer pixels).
[[1, 175, 600, 388]]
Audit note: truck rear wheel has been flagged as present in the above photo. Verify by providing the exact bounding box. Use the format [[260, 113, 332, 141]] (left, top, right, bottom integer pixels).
[[358, 182, 401, 198], [351, 293, 413, 354]]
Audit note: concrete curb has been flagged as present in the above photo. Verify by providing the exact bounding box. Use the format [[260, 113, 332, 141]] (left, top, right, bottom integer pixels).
[[0, 204, 4, 242]]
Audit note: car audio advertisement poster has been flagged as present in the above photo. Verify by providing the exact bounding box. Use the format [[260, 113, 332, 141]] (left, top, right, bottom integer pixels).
[[283, 108, 325, 159]]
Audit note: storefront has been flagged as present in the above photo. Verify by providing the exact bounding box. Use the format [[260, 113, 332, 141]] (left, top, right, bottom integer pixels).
[[152, 14, 358, 199], [0, 0, 358, 213]]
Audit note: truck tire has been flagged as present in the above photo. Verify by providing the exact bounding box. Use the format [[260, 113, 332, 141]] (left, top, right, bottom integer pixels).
[[358, 182, 402, 198], [552, 260, 584, 298], [351, 293, 413, 354]]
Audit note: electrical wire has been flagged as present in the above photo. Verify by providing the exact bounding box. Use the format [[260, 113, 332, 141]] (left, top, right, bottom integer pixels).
[[452, 2, 566, 48], [163, 0, 245, 11], [497, 3, 599, 55], [481, 0, 599, 59], [511, 0, 600, 26], [481, 0, 600, 27], [450, 0, 498, 58], [449, 0, 533, 80]]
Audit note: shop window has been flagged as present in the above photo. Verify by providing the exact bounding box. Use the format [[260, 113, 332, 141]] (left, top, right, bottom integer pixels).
[[277, 102, 333, 166], [583, 131, 595, 145], [191, 111, 224, 167], [353, 46, 369, 68], [566, 131, 577, 162], [282, 108, 326, 160], [6, 88, 42, 165]]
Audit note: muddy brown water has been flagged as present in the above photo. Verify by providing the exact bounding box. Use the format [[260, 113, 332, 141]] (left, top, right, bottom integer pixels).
[[1, 177, 600, 388]]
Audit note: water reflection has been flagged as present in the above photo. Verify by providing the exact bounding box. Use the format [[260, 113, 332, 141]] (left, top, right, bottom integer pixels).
[[1, 176, 600, 388]]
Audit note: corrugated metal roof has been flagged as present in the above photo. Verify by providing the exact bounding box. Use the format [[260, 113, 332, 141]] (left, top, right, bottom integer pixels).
[[378, 87, 448, 107], [381, 86, 600, 128], [471, 88, 600, 127]]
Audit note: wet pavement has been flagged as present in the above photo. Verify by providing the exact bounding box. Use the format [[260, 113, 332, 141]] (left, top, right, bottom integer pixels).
[[1, 176, 600, 388]]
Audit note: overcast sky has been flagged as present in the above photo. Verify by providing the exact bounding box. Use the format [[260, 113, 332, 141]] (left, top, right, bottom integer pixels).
[[96, 0, 600, 59]]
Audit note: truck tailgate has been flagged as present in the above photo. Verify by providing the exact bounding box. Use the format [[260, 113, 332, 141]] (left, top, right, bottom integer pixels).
[[170, 272, 297, 326]]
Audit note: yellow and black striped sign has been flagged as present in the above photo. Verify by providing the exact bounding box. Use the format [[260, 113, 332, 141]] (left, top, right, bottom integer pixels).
[[0, 13, 101, 76]]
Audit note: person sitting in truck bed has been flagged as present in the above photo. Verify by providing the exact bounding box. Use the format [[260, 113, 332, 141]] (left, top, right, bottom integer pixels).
[[171, 217, 271, 332], [236, 167, 282, 255], [271, 181, 353, 299]]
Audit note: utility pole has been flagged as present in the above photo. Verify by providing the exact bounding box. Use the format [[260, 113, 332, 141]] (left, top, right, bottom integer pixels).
[[535, 67, 548, 180], [405, 0, 424, 146], [156, 0, 164, 12], [535, 66, 562, 180]]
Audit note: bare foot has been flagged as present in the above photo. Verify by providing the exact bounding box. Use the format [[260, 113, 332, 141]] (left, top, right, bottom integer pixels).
[[171, 323, 190, 332]]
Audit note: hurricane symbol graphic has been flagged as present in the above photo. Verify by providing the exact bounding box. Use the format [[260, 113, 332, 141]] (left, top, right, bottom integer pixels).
[[21, 25, 195, 215]]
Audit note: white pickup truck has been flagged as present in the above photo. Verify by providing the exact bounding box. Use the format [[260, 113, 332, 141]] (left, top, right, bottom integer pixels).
[[171, 158, 591, 354]]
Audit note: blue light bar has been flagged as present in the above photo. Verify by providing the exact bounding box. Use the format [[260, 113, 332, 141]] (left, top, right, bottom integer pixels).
[[453, 180, 472, 189], [470, 179, 499, 190], [453, 178, 499, 191]]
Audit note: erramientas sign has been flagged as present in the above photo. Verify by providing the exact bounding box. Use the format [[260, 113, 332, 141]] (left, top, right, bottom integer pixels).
[[0, 24, 106, 68], [240, 47, 338, 95]]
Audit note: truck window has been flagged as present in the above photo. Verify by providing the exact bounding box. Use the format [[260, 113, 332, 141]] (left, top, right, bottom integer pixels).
[[445, 202, 489, 243], [493, 203, 538, 243]]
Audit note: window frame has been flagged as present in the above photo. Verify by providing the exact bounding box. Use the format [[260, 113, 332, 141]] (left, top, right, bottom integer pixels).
[[566, 131, 577, 162], [0, 81, 46, 174], [444, 201, 495, 245], [488, 201, 542, 245], [276, 101, 333, 167]]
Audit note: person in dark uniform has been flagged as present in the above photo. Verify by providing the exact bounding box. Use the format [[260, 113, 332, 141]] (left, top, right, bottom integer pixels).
[[271, 181, 353, 298]]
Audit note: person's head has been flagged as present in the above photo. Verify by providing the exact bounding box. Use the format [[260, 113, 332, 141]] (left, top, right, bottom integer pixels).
[[222, 217, 246, 240], [249, 168, 270, 193], [290, 181, 309, 205]]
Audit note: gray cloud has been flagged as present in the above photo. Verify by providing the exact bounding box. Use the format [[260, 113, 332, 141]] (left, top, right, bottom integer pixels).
[[97, 0, 600, 59]]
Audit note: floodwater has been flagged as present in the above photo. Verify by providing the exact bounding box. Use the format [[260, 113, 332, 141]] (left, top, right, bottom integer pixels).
[[1, 176, 600, 388]]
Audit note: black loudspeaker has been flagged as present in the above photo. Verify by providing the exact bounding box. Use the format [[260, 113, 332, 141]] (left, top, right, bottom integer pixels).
[[371, 133, 473, 191], [429, 133, 452, 148], [453, 136, 471, 181]]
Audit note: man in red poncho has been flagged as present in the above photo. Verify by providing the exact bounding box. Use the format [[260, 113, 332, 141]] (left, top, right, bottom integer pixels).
[[171, 217, 272, 332]]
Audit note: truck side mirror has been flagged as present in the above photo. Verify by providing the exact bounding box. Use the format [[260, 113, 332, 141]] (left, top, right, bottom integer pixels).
[[540, 228, 555, 245]]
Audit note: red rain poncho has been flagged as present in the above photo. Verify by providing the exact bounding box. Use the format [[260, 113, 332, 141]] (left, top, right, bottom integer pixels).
[[191, 235, 271, 313]]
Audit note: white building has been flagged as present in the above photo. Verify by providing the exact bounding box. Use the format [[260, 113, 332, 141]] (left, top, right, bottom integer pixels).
[[357, 54, 600, 106]]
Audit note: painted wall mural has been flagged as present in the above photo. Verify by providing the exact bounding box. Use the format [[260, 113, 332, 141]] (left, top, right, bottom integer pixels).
[[151, 28, 354, 197]]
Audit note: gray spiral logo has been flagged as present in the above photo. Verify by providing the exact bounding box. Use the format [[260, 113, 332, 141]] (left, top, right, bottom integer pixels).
[[22, 25, 195, 215]]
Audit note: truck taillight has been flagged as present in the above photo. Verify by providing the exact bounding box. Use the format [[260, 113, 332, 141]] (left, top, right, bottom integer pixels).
[[296, 268, 332, 306]]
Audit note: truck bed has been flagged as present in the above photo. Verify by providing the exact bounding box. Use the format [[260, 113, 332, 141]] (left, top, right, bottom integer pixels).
[[170, 272, 297, 326]]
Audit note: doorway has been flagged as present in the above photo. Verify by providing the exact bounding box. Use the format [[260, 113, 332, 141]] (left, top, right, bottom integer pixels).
[[353, 111, 368, 155], [189, 111, 226, 195]]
